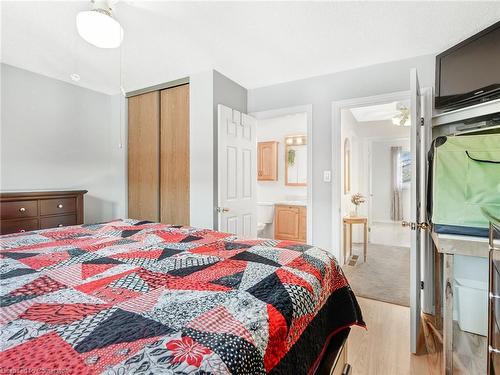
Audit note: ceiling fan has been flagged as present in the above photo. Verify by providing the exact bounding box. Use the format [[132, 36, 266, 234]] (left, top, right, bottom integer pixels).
[[392, 104, 411, 127], [76, 0, 123, 48]]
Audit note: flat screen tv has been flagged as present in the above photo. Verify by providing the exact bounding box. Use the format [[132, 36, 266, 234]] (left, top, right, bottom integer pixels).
[[435, 21, 500, 110]]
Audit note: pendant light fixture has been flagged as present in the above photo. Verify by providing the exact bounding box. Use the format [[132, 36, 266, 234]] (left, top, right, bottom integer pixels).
[[76, 0, 123, 49]]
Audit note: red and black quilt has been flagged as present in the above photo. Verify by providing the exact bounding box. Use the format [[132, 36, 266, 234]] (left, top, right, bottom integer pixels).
[[0, 219, 364, 374]]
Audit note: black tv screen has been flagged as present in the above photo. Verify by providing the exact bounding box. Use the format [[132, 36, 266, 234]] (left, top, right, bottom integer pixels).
[[435, 21, 500, 110]]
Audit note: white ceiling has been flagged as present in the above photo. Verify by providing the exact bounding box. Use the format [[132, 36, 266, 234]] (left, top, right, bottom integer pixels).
[[342, 108, 410, 139], [350, 101, 410, 122], [2, 1, 500, 95]]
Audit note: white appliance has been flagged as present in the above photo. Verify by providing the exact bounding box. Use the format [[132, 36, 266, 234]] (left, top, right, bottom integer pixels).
[[257, 202, 275, 237]]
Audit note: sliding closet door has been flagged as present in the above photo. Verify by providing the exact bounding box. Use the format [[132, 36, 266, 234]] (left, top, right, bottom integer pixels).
[[128, 91, 160, 221], [160, 84, 190, 225]]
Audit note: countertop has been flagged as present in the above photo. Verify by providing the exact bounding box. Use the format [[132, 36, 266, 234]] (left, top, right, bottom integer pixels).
[[274, 201, 307, 207], [431, 231, 489, 258]]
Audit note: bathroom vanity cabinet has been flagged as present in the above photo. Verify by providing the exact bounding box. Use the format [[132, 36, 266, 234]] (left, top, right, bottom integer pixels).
[[274, 204, 307, 243]]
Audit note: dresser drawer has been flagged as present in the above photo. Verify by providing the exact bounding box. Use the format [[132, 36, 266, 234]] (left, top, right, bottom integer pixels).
[[0, 200, 38, 219], [40, 214, 77, 229], [40, 198, 76, 216], [0, 218, 39, 235]]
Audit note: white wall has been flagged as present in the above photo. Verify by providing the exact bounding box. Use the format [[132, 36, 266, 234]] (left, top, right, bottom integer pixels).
[[340, 110, 362, 218], [0, 63, 126, 223], [256, 112, 307, 203], [340, 109, 366, 242], [189, 70, 214, 229], [189, 69, 247, 230], [212, 70, 248, 229], [371, 138, 410, 222], [248, 54, 435, 251], [0, 64, 247, 230]]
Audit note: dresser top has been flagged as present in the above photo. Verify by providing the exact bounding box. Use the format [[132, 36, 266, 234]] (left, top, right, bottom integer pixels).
[[0, 190, 88, 199], [431, 231, 489, 258]]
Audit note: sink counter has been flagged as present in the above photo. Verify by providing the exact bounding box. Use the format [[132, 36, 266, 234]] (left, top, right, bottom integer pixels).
[[274, 201, 307, 207]]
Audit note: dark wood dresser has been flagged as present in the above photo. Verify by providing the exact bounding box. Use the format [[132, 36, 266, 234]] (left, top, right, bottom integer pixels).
[[0, 190, 87, 235]]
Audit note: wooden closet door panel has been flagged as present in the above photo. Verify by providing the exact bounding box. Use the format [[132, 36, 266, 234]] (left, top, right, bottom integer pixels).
[[128, 91, 160, 221], [160, 84, 190, 226]]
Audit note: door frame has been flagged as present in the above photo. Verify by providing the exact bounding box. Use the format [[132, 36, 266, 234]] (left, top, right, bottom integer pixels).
[[332, 90, 410, 265], [332, 87, 434, 313], [250, 104, 313, 243]]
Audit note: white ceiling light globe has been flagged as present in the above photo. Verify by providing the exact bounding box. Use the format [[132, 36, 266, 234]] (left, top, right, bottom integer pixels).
[[76, 9, 123, 49]]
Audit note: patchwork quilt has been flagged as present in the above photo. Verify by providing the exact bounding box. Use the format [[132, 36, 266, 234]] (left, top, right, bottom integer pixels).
[[0, 219, 363, 375]]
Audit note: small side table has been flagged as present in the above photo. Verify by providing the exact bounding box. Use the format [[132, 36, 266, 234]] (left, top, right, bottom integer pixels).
[[343, 216, 368, 264]]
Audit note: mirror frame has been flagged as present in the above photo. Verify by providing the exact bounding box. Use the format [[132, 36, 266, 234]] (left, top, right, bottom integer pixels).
[[344, 138, 351, 194], [285, 135, 307, 187]]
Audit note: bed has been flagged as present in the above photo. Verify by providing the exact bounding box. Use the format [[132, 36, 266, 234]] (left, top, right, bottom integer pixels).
[[0, 219, 364, 374]]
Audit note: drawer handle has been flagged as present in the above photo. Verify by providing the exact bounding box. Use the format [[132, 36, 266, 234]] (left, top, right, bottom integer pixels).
[[490, 292, 500, 300], [489, 345, 500, 354], [342, 364, 352, 375], [57, 204, 63, 208], [19, 229, 26, 233], [19, 207, 26, 212], [58, 224, 63, 227]]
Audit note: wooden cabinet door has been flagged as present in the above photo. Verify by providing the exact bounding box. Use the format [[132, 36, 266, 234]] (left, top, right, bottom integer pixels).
[[298, 206, 307, 243], [128, 91, 160, 222], [258, 141, 278, 181], [160, 84, 190, 226], [275, 205, 300, 240]]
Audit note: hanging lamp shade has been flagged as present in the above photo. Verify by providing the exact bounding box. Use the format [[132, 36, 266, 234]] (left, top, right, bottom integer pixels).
[[76, 6, 123, 49]]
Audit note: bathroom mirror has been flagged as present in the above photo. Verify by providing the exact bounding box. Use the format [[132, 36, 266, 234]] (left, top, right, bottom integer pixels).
[[344, 138, 351, 194], [285, 135, 307, 186]]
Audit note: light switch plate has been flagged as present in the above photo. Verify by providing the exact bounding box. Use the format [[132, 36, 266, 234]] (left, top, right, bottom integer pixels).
[[323, 170, 331, 182]]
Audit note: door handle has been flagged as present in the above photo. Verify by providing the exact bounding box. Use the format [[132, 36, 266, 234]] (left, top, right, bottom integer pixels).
[[490, 292, 500, 300], [417, 222, 430, 231], [401, 221, 430, 231], [402, 221, 413, 228], [216, 207, 230, 213], [489, 345, 500, 354]]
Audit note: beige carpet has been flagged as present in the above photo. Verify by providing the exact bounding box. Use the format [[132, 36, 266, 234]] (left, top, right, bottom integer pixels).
[[342, 243, 410, 307]]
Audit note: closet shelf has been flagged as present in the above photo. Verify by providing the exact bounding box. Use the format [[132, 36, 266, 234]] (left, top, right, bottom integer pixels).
[[432, 97, 500, 127]]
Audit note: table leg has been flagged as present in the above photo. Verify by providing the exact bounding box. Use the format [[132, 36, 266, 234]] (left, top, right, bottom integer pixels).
[[363, 223, 368, 262], [443, 253, 454, 375], [349, 224, 352, 260]]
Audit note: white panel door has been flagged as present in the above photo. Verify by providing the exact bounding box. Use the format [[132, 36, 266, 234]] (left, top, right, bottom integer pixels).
[[218, 104, 257, 238], [409, 68, 429, 354]]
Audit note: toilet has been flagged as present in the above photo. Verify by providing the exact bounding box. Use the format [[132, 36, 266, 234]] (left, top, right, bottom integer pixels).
[[257, 202, 275, 237]]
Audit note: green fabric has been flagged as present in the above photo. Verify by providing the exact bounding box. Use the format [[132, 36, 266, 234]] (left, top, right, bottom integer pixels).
[[433, 133, 500, 229]]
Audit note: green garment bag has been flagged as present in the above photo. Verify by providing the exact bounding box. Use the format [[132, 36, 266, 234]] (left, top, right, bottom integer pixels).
[[429, 133, 500, 237]]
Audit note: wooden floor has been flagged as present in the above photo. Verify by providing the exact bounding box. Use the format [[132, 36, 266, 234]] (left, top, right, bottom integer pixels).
[[348, 297, 441, 375]]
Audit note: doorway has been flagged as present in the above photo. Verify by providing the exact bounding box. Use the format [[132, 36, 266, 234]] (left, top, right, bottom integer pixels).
[[333, 74, 433, 354], [339, 100, 411, 306], [251, 105, 313, 243]]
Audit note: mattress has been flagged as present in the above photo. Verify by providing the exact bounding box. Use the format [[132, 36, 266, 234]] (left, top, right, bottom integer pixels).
[[0, 219, 364, 374]]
